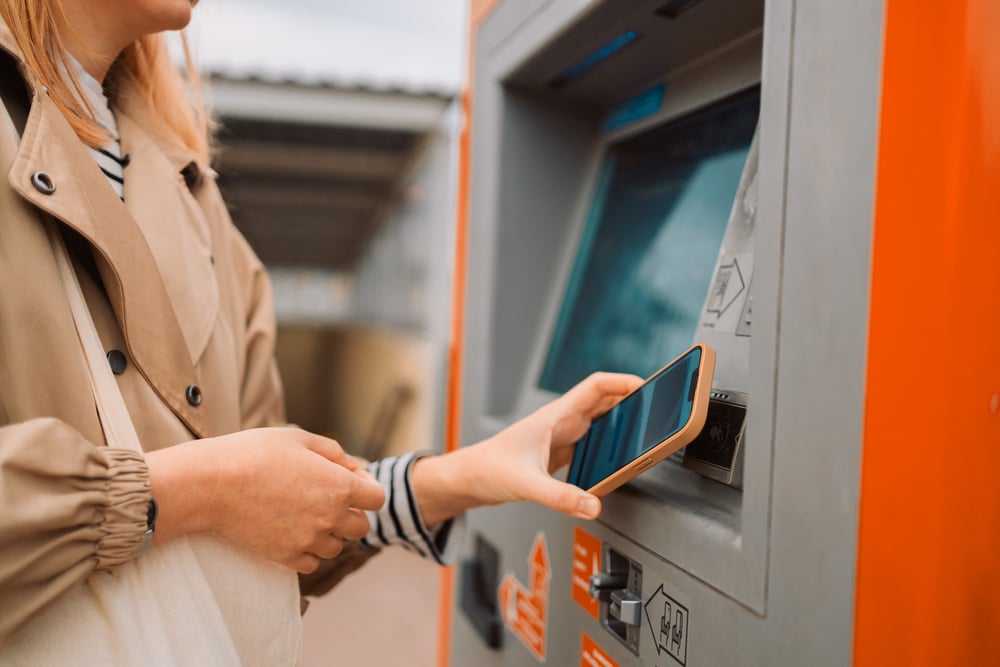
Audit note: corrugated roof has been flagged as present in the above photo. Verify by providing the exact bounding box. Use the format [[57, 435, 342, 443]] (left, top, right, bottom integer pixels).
[[209, 72, 456, 269], [207, 70, 455, 102]]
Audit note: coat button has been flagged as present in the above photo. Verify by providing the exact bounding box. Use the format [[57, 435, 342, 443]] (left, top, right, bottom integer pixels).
[[185, 385, 203, 407], [31, 171, 56, 195], [107, 349, 127, 375]]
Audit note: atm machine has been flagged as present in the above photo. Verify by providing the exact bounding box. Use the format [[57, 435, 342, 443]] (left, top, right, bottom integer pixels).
[[445, 0, 998, 665]]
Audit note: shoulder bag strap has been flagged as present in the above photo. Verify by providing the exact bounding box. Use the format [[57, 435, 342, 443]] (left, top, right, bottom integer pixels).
[[47, 226, 144, 452]]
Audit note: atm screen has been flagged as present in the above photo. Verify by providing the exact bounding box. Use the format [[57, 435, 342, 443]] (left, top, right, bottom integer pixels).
[[539, 87, 760, 394]]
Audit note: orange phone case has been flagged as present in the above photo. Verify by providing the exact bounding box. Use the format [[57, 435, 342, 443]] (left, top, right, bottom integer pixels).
[[584, 343, 717, 497]]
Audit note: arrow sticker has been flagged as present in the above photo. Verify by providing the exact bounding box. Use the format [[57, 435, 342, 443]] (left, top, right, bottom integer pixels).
[[644, 583, 689, 665], [498, 532, 551, 661], [706, 257, 746, 319]]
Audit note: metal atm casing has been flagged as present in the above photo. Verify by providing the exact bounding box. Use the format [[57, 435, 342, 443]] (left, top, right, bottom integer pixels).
[[450, 0, 882, 664]]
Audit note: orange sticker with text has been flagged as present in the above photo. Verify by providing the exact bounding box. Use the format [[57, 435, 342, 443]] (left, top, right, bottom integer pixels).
[[581, 633, 620, 667], [572, 526, 602, 619], [498, 532, 550, 661]]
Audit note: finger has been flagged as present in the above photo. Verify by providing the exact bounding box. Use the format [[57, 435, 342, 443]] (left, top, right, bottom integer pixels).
[[300, 432, 359, 471], [520, 473, 603, 519], [290, 553, 321, 574], [327, 508, 370, 541], [344, 472, 387, 512], [309, 534, 346, 561], [567, 372, 644, 416]]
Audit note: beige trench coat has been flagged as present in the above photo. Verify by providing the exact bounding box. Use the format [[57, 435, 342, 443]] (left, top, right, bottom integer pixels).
[[0, 23, 375, 647]]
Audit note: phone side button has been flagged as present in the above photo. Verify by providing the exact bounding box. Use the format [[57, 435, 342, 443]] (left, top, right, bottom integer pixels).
[[633, 458, 654, 471]]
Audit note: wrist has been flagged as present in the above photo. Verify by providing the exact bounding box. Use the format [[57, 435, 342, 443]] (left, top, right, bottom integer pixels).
[[145, 440, 220, 543], [410, 448, 482, 527]]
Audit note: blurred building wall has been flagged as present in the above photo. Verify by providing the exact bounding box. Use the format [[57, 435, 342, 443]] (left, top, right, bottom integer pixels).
[[269, 100, 459, 460], [275, 324, 435, 460]]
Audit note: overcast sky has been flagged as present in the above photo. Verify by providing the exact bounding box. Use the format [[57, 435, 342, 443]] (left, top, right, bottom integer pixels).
[[185, 0, 468, 91]]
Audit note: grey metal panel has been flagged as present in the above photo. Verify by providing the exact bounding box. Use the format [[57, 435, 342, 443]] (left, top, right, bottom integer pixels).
[[487, 91, 600, 416], [761, 0, 883, 660], [459, 41, 508, 448], [460, 25, 602, 441], [478, 0, 551, 57], [480, 0, 601, 83], [506, 0, 764, 106]]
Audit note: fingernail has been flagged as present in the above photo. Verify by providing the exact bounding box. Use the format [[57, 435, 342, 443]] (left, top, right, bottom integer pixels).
[[577, 496, 600, 518]]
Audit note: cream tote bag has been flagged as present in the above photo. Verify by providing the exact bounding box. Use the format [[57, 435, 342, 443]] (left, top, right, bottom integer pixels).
[[1, 107, 303, 666]]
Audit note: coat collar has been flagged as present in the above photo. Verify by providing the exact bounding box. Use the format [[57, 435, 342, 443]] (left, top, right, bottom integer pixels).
[[0, 18, 207, 183], [4, 53, 212, 437], [113, 79, 208, 186]]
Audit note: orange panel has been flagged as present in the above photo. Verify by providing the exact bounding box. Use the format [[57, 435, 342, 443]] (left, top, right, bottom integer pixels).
[[856, 0, 1000, 664], [438, 3, 504, 667], [471, 0, 503, 25]]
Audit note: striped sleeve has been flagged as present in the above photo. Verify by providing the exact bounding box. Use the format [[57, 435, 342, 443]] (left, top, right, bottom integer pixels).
[[361, 451, 465, 565]]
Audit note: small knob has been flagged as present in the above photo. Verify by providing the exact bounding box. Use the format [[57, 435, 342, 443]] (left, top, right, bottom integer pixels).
[[589, 572, 628, 601]]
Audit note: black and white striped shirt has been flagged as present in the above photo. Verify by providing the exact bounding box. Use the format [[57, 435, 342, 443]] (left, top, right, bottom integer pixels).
[[72, 59, 128, 199], [363, 451, 463, 564]]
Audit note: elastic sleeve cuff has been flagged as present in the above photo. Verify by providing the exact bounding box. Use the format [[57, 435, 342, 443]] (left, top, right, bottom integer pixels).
[[362, 451, 467, 565], [93, 448, 150, 571]]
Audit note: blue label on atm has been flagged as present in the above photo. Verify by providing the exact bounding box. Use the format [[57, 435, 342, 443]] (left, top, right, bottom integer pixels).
[[602, 83, 667, 133]]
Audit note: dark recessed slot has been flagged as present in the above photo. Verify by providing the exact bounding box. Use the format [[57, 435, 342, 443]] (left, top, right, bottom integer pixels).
[[459, 534, 503, 650], [654, 0, 707, 20]]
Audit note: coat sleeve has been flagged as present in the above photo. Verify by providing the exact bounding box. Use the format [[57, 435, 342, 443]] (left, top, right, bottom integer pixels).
[[0, 417, 150, 646]]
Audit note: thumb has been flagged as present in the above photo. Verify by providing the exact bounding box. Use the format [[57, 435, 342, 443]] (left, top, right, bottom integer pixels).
[[521, 474, 602, 519]]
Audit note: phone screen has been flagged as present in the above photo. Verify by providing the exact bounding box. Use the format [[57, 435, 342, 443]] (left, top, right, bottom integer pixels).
[[567, 347, 703, 490]]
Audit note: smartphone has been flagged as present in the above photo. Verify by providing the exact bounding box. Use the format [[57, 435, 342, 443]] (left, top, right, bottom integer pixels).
[[566, 343, 716, 496]]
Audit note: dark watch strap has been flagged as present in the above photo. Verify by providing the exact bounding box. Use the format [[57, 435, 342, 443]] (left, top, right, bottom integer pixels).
[[146, 497, 158, 532], [139, 497, 158, 555]]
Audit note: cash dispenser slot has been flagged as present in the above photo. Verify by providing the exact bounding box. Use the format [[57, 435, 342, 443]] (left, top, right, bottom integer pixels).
[[589, 544, 644, 655]]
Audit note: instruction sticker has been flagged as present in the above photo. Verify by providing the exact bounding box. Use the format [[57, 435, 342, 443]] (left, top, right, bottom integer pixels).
[[705, 257, 746, 319], [644, 581, 691, 666], [581, 633, 620, 667], [498, 532, 551, 661], [699, 252, 753, 334], [571, 527, 602, 620]]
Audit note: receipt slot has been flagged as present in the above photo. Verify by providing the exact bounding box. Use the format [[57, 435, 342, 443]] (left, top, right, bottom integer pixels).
[[450, 0, 888, 664], [589, 546, 643, 654]]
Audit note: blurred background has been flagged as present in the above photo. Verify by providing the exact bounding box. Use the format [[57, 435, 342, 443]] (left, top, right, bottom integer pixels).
[[184, 1, 467, 664]]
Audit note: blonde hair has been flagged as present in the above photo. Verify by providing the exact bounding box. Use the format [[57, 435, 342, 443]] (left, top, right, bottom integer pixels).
[[0, 1, 210, 162]]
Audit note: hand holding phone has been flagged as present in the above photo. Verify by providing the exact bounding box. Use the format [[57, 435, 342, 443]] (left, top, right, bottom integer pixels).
[[566, 343, 716, 496]]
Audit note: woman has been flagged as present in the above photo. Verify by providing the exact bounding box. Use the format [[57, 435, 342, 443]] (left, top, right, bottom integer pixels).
[[0, 0, 641, 662]]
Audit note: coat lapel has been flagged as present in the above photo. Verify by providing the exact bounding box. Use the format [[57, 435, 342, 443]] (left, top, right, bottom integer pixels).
[[6, 91, 210, 437], [117, 111, 220, 368]]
